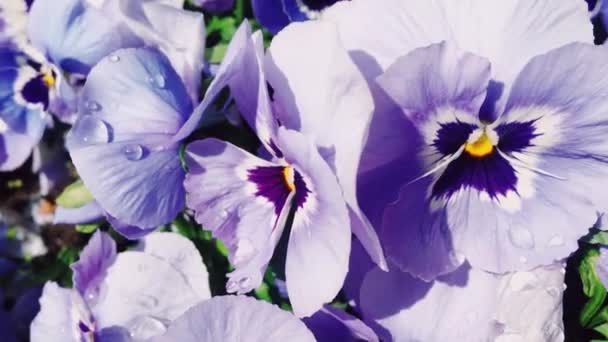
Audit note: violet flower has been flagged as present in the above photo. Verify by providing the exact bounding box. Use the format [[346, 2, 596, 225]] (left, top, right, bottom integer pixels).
[[183, 20, 384, 316], [30, 230, 211, 341], [318, 0, 604, 280]]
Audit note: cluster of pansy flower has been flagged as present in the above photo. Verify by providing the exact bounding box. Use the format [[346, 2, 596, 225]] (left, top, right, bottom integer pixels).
[[2, 0, 608, 340]]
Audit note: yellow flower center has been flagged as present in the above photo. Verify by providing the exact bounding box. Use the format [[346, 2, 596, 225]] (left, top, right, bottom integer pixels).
[[464, 131, 494, 158], [282, 166, 296, 192], [42, 72, 55, 88]]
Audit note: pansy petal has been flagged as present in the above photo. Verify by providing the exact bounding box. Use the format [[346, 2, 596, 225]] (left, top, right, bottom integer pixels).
[[150, 296, 315, 342], [303, 305, 379, 342], [174, 21, 252, 141], [92, 251, 204, 339], [598, 248, 608, 289], [266, 20, 384, 268], [494, 265, 565, 341], [450, 43, 608, 273], [193, 0, 235, 13], [71, 230, 117, 299], [436, 0, 592, 113], [135, 232, 211, 300], [103, 0, 205, 101], [68, 47, 190, 230], [30, 282, 75, 342], [28, 0, 141, 74], [184, 138, 282, 292], [278, 128, 351, 317], [376, 41, 490, 125], [323, 0, 591, 112], [359, 264, 500, 342]]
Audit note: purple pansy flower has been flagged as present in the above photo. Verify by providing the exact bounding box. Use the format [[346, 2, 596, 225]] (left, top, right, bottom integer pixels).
[[252, 0, 346, 34], [30, 231, 211, 341], [26, 0, 205, 120], [150, 295, 316, 342], [316, 0, 604, 280], [65, 21, 256, 237], [357, 262, 565, 342], [0, 48, 50, 170], [183, 20, 384, 316]]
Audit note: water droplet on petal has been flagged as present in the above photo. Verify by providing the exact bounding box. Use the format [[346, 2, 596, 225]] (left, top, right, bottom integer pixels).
[[519, 256, 528, 264], [239, 277, 251, 290], [508, 228, 535, 249], [0, 118, 8, 133], [509, 271, 537, 292], [548, 235, 564, 247], [149, 74, 165, 89], [127, 316, 167, 340], [85, 101, 101, 112], [108, 54, 120, 63], [122, 144, 144, 161], [72, 116, 110, 146]]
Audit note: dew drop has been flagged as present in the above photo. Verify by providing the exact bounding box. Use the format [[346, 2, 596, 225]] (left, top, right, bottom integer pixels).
[[85, 101, 101, 112], [122, 144, 144, 161], [238, 277, 251, 290], [108, 54, 120, 63], [548, 235, 564, 247], [509, 271, 537, 292], [519, 256, 528, 264], [149, 74, 165, 89], [127, 316, 167, 340], [72, 116, 109, 146], [508, 228, 535, 249]]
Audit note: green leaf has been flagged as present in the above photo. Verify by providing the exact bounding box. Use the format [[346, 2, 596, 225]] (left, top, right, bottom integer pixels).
[[58, 246, 80, 266], [254, 282, 272, 303], [75, 223, 98, 234], [56, 180, 94, 208], [596, 323, 608, 339], [206, 44, 228, 64], [216, 239, 229, 257], [580, 248, 608, 327], [589, 231, 608, 245]]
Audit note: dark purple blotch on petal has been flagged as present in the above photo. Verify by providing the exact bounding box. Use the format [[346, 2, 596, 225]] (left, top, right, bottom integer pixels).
[[247, 165, 310, 215], [293, 169, 310, 209], [301, 0, 343, 11], [432, 151, 518, 200], [248, 166, 293, 215], [495, 120, 539, 153], [433, 121, 476, 156], [21, 75, 49, 108]]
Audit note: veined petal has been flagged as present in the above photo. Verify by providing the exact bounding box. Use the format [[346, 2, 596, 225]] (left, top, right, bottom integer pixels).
[[92, 251, 204, 340], [71, 230, 117, 301], [303, 305, 379, 342], [53, 201, 104, 225], [134, 232, 211, 300], [184, 138, 284, 293], [174, 21, 254, 141], [150, 296, 315, 342], [102, 0, 205, 102], [266, 20, 384, 269], [68, 48, 190, 231], [280, 128, 351, 317]]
